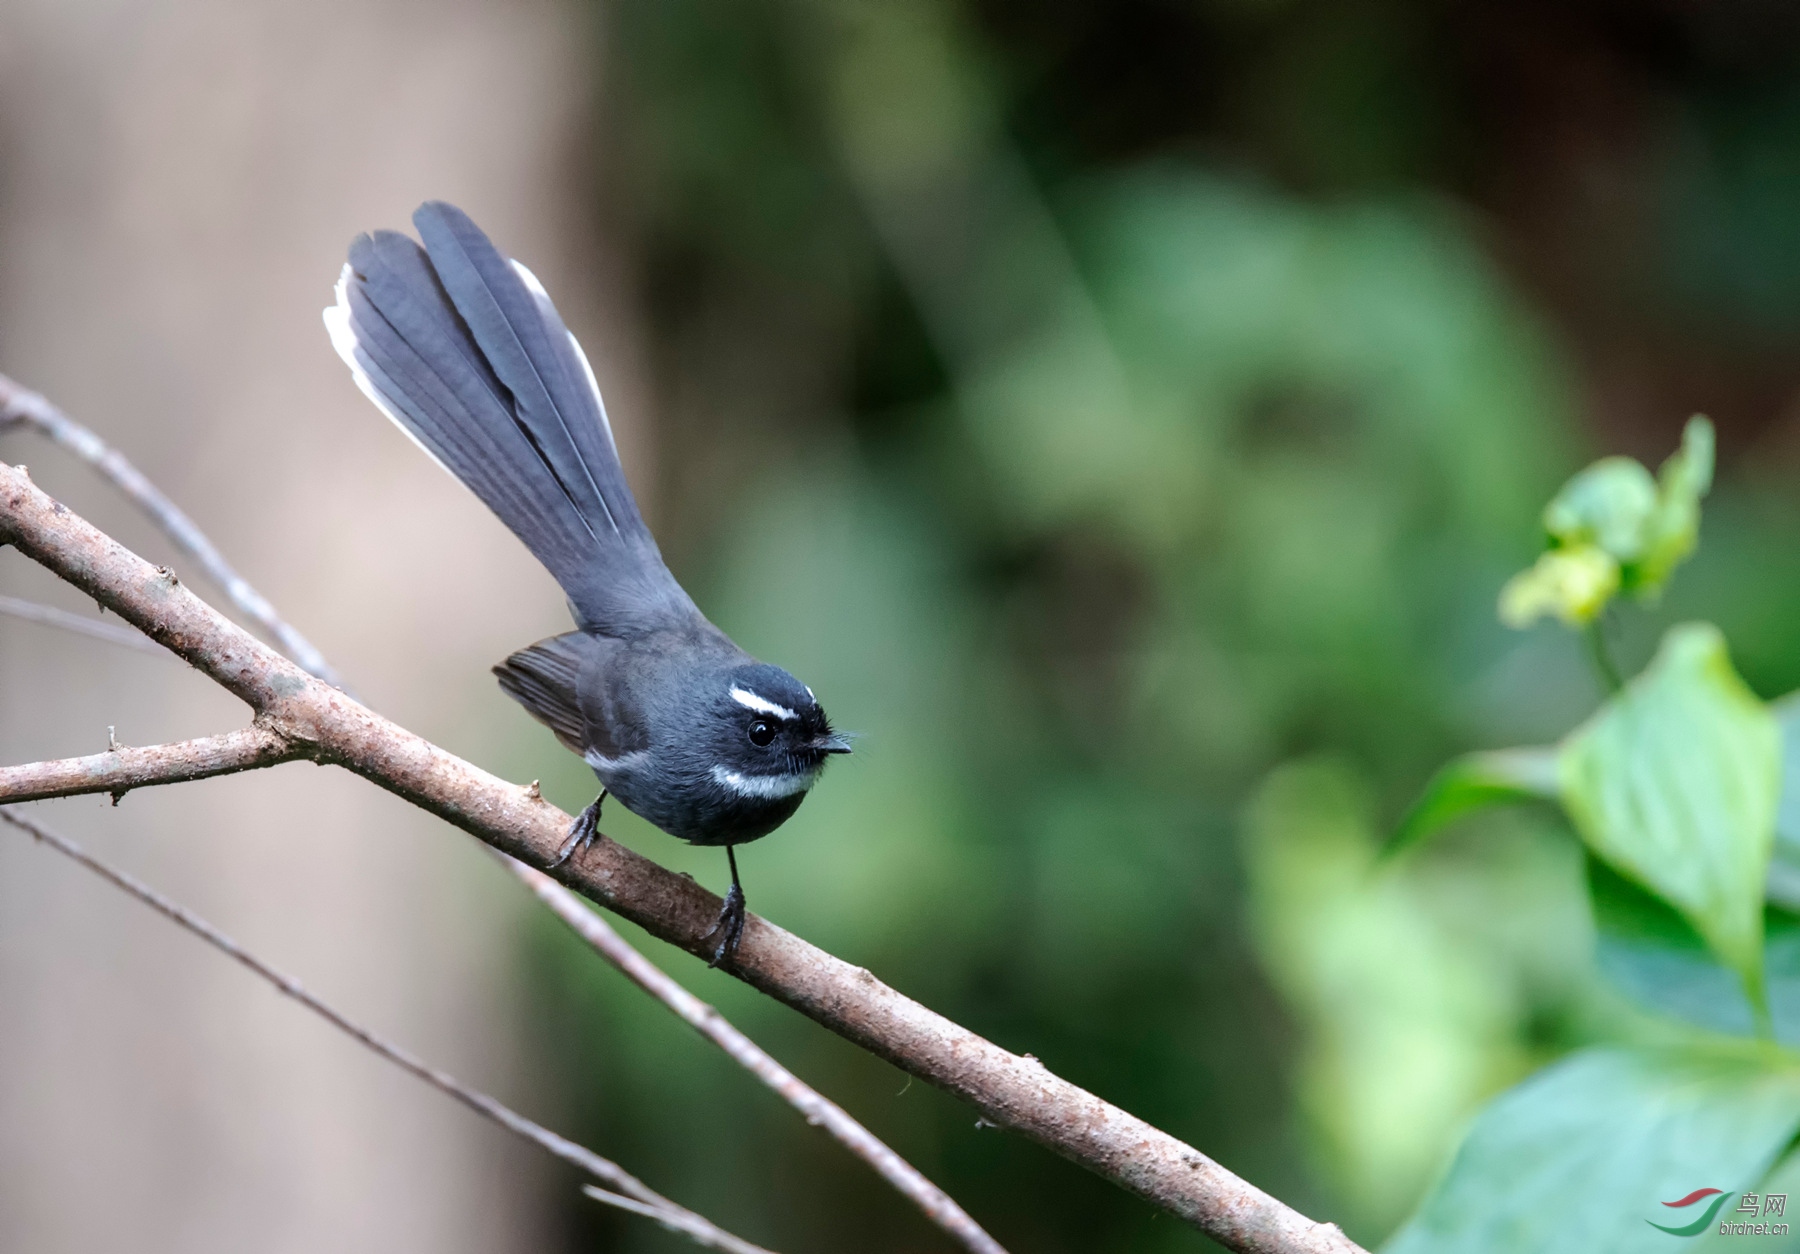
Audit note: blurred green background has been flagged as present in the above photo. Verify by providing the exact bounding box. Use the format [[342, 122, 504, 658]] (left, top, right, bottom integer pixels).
[[501, 2, 1800, 1250]]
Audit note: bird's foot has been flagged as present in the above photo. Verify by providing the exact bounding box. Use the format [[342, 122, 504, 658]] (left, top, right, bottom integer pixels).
[[550, 793, 605, 868], [701, 883, 746, 968]]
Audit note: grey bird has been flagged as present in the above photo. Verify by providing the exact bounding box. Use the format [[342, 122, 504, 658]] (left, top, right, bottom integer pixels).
[[324, 201, 850, 965]]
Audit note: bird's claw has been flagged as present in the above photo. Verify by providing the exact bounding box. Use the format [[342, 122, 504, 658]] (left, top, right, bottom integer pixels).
[[702, 883, 746, 968], [550, 794, 604, 868]]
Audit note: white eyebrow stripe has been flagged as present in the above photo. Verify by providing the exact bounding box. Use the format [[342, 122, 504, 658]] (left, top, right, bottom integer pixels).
[[730, 686, 798, 721], [711, 764, 819, 800]]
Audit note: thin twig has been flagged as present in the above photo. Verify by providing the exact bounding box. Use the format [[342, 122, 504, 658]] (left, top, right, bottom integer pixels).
[[0, 807, 773, 1254], [0, 372, 344, 689], [510, 858, 1010, 1254], [0, 437, 1362, 1251], [0, 593, 167, 655]]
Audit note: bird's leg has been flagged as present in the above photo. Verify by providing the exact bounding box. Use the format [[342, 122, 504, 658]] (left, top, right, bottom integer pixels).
[[702, 845, 746, 968], [550, 790, 607, 868]]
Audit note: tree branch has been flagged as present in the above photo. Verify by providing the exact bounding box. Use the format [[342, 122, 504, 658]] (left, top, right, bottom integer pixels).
[[0, 726, 303, 805], [0, 807, 773, 1254], [0, 460, 1361, 1254]]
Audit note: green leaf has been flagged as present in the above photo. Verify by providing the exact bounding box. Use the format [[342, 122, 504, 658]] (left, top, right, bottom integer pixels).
[[1501, 417, 1714, 630], [1559, 623, 1778, 1019], [1387, 747, 1560, 857], [1632, 415, 1715, 595], [1497, 545, 1621, 629], [1544, 457, 1660, 561], [1385, 1044, 1800, 1254], [1770, 691, 1800, 911], [1589, 857, 1800, 1044]]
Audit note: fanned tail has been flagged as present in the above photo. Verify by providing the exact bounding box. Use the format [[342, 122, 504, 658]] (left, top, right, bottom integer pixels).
[[324, 201, 694, 636]]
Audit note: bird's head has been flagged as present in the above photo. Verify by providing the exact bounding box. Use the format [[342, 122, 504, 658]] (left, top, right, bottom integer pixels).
[[704, 663, 851, 802]]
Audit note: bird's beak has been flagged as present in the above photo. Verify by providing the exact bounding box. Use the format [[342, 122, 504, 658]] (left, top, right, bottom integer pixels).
[[814, 732, 854, 755]]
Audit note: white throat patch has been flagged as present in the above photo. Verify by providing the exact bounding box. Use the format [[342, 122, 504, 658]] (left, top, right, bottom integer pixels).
[[711, 764, 819, 800], [730, 686, 798, 722]]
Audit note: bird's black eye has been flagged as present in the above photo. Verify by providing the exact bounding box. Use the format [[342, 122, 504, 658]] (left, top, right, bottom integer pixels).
[[748, 720, 775, 747]]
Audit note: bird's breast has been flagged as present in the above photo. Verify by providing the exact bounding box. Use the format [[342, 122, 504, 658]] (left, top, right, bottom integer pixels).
[[582, 746, 812, 846]]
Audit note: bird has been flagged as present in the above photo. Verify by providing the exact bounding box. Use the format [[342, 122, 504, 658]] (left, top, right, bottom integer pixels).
[[323, 201, 850, 966]]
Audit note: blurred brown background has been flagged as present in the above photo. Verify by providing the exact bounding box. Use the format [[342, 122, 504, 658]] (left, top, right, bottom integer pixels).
[[0, 1, 624, 1247]]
